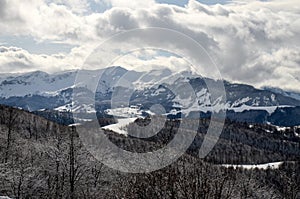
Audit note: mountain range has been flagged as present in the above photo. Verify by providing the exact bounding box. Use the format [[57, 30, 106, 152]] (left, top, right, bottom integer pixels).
[[0, 66, 299, 126]]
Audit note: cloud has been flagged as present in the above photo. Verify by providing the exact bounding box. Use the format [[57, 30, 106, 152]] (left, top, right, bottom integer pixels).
[[102, 0, 156, 9], [0, 0, 299, 92], [0, 45, 89, 73], [50, 0, 91, 14], [111, 49, 193, 73], [0, 0, 98, 44], [90, 0, 300, 90]]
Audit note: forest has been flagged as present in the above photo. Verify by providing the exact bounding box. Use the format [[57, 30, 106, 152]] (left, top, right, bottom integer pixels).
[[0, 105, 299, 199]]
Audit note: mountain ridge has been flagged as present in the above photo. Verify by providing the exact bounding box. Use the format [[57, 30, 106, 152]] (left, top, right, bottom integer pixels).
[[0, 66, 300, 126]]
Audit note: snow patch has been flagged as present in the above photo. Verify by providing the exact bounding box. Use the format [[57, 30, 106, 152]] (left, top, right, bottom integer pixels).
[[105, 107, 142, 118], [231, 97, 251, 107], [102, 118, 137, 135], [222, 162, 284, 170], [228, 104, 292, 115]]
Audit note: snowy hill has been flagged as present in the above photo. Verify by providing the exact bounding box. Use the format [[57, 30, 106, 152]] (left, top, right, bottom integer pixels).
[[263, 86, 300, 101], [0, 70, 76, 98]]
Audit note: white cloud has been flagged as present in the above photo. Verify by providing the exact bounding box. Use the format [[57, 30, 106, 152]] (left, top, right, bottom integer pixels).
[[0, 0, 98, 44], [0, 45, 93, 73], [50, 0, 91, 14], [102, 0, 156, 9], [111, 49, 193, 73], [0, 0, 299, 92]]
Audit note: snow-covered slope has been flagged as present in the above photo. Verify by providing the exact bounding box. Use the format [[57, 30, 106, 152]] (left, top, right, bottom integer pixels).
[[263, 86, 300, 101], [0, 71, 76, 98], [102, 118, 138, 136]]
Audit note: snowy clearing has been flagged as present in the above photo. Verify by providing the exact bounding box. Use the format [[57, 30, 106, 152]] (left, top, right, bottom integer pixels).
[[221, 162, 284, 170], [228, 104, 292, 115], [105, 107, 143, 118], [102, 118, 137, 136]]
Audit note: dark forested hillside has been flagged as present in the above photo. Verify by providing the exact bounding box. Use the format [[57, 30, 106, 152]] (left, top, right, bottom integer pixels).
[[0, 105, 299, 198], [0, 105, 119, 198]]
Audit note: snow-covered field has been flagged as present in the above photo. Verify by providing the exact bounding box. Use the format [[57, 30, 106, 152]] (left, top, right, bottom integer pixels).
[[228, 104, 292, 115], [105, 107, 143, 118], [222, 162, 284, 170], [102, 118, 137, 135]]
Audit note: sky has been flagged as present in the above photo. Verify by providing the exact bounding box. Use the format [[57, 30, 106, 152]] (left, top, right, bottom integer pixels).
[[0, 0, 299, 92]]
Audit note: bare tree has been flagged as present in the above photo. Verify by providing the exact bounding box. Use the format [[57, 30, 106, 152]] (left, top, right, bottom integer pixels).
[[4, 108, 18, 163]]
